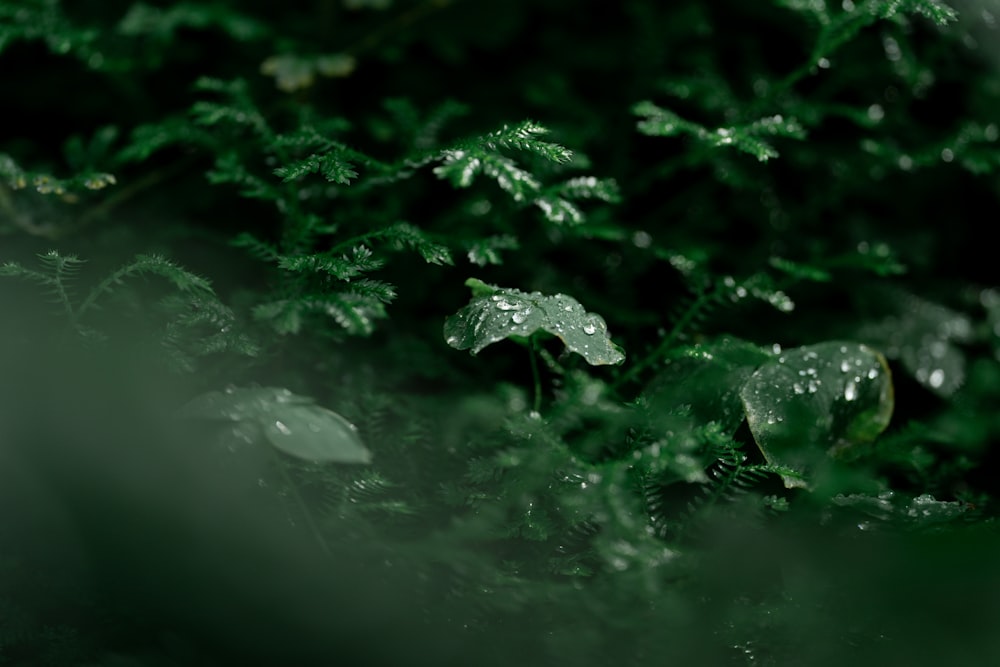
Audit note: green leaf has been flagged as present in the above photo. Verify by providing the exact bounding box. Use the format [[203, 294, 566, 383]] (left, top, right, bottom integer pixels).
[[444, 283, 625, 366], [857, 292, 972, 397], [176, 386, 371, 463], [740, 341, 894, 488]]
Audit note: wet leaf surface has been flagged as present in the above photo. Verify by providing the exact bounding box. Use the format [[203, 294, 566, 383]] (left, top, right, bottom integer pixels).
[[858, 292, 972, 397], [176, 386, 371, 463], [444, 280, 625, 366], [740, 341, 894, 487]]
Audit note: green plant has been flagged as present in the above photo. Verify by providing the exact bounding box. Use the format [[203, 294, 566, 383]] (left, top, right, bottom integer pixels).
[[3, 1, 1000, 665]]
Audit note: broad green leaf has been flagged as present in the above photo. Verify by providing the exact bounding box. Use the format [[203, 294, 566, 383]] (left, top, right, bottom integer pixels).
[[740, 341, 894, 488], [857, 292, 972, 397], [263, 403, 369, 463], [176, 386, 371, 463], [444, 281, 625, 366]]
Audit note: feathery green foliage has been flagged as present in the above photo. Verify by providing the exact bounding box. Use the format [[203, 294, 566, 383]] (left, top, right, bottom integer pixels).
[[3, 0, 1000, 665]]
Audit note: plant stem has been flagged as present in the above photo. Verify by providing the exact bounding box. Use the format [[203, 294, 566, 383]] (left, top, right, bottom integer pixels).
[[613, 285, 716, 392], [271, 450, 332, 556], [529, 335, 542, 414]]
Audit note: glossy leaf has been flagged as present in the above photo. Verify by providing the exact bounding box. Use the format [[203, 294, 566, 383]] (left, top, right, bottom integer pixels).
[[740, 341, 894, 487], [176, 386, 371, 463], [444, 280, 625, 366], [858, 292, 972, 397], [263, 403, 370, 463]]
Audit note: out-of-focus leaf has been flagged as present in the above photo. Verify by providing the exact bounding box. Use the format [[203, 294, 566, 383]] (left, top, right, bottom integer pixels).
[[176, 386, 371, 463]]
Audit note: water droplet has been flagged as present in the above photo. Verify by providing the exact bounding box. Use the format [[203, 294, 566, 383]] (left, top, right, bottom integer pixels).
[[840, 360, 851, 373], [582, 323, 597, 335], [941, 148, 955, 162], [844, 380, 858, 401], [928, 368, 945, 388], [817, 57, 831, 69], [274, 420, 291, 435], [495, 298, 519, 310], [867, 367, 879, 380], [632, 230, 652, 248], [512, 308, 531, 324], [446, 335, 459, 345]]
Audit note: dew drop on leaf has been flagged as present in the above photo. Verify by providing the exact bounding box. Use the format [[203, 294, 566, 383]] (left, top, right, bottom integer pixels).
[[740, 341, 894, 488], [444, 284, 624, 365]]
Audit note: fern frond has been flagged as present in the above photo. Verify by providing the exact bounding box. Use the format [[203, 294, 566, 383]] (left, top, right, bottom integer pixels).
[[370, 222, 452, 265], [77, 254, 213, 320], [277, 245, 385, 280], [273, 151, 358, 185], [160, 293, 259, 372], [231, 232, 281, 263], [466, 234, 519, 266], [862, 0, 958, 25], [206, 151, 278, 199], [533, 195, 583, 225], [118, 3, 268, 42], [118, 116, 210, 163], [0, 153, 116, 195], [0, 251, 85, 320], [556, 176, 622, 203], [254, 291, 386, 335], [634, 102, 805, 162], [0, 0, 99, 61], [345, 278, 397, 304], [435, 150, 542, 200], [191, 100, 267, 134], [475, 120, 573, 164]]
